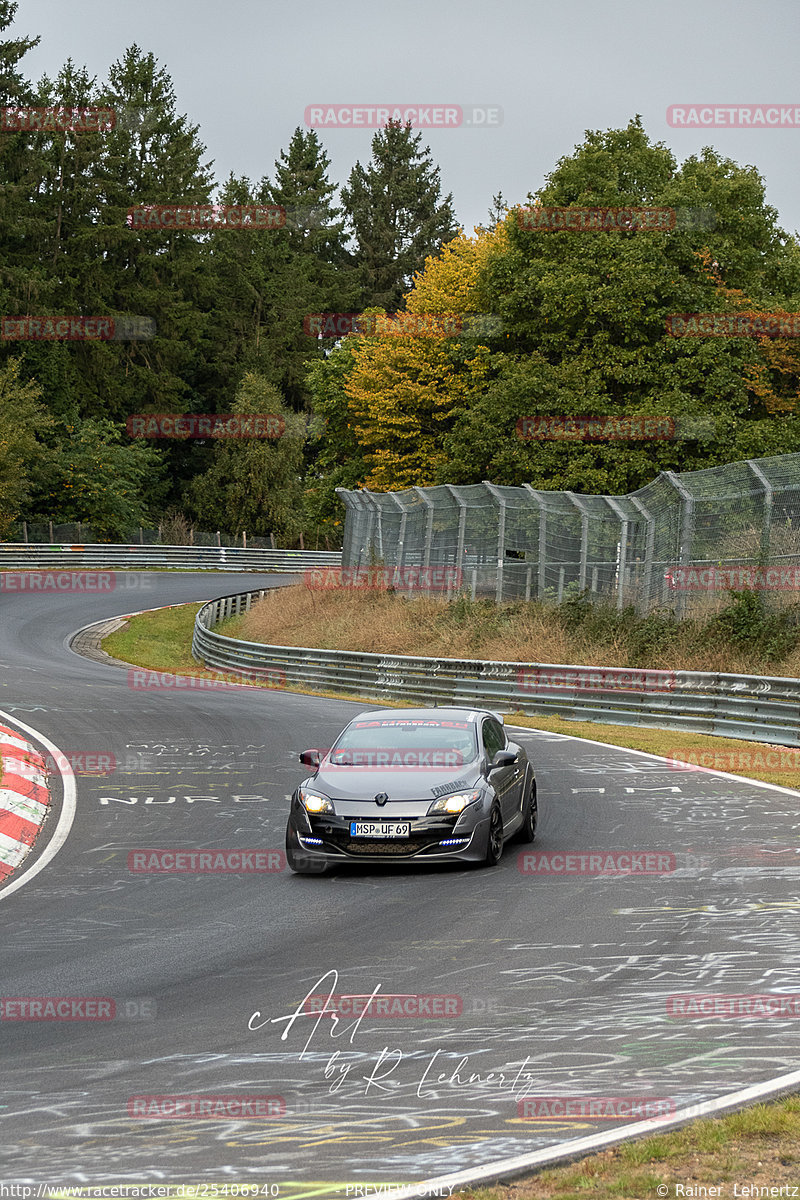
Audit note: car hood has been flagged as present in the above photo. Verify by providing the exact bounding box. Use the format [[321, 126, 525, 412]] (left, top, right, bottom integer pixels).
[[308, 762, 484, 802]]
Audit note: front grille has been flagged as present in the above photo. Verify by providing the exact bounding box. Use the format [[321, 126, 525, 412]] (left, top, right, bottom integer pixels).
[[344, 840, 427, 855]]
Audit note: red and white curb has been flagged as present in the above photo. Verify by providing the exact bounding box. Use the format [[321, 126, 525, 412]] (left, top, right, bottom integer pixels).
[[0, 723, 51, 882]]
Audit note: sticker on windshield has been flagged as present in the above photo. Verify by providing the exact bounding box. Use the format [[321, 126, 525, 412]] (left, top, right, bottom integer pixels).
[[352, 719, 469, 729]]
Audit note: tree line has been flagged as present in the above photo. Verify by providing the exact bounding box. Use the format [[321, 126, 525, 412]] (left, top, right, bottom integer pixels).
[[2, 0, 800, 542]]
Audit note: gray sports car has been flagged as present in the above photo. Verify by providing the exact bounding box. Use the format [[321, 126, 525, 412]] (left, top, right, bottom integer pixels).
[[285, 706, 536, 873]]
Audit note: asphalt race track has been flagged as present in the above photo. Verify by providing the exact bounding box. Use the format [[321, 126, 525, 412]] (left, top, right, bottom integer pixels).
[[1, 571, 800, 1189]]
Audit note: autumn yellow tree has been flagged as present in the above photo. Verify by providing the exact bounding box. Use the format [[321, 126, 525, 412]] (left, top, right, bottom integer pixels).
[[341, 222, 509, 490]]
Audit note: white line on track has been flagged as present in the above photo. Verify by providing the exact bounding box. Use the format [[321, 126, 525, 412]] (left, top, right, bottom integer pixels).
[[505, 721, 800, 799], [0, 708, 76, 901]]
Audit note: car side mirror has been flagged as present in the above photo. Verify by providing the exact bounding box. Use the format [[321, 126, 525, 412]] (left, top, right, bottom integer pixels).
[[299, 749, 322, 769], [489, 749, 517, 770]]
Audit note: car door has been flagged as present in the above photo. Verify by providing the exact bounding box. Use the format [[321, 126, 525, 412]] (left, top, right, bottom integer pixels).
[[482, 717, 518, 827]]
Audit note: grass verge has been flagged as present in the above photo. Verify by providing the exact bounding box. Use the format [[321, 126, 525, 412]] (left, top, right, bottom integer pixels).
[[460, 1096, 800, 1199]]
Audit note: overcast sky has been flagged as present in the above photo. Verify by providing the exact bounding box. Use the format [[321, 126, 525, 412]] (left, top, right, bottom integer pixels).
[[11, 0, 800, 238]]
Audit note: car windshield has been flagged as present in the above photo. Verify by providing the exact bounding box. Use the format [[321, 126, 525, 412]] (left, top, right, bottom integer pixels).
[[329, 718, 478, 768]]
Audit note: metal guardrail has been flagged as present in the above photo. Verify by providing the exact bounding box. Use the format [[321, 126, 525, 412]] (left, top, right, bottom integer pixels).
[[0, 544, 342, 573], [191, 588, 800, 747]]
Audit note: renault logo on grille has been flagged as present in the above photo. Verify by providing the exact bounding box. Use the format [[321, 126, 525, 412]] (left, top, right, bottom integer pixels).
[[374, 792, 388, 806]]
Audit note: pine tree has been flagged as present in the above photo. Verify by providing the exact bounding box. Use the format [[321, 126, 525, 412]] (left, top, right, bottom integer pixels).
[[0, 1, 42, 348], [341, 121, 459, 310]]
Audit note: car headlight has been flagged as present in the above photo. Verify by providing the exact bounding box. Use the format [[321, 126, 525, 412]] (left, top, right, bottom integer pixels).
[[299, 787, 335, 815], [427, 789, 482, 815]]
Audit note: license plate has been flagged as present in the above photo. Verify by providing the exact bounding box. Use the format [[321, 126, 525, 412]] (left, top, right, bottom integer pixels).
[[350, 821, 410, 838]]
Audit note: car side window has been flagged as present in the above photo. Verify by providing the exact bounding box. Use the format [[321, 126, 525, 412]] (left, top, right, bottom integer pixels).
[[482, 718, 505, 761]]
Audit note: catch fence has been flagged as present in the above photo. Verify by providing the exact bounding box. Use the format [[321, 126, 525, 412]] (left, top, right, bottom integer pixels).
[[336, 453, 800, 613]]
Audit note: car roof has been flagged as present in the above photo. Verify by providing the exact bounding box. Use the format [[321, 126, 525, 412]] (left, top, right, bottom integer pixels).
[[350, 707, 503, 725]]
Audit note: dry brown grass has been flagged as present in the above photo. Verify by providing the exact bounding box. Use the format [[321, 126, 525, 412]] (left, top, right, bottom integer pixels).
[[228, 584, 800, 677]]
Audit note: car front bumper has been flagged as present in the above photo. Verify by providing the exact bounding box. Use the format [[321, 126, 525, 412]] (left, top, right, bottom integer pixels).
[[286, 804, 492, 866]]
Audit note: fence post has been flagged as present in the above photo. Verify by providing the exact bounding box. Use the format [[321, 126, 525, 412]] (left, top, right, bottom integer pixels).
[[665, 471, 695, 618], [566, 493, 590, 593], [217, 530, 221, 548], [139, 527, 144, 545], [606, 497, 628, 611], [522, 485, 548, 599], [49, 521, 53, 542], [243, 530, 247, 550], [22, 521, 28, 543], [361, 490, 383, 563], [483, 482, 507, 603], [413, 486, 435, 569], [445, 485, 468, 592], [629, 496, 655, 613], [390, 494, 409, 587], [747, 459, 773, 563]]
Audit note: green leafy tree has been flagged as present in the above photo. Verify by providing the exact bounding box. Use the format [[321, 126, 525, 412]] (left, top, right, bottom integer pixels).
[[27, 417, 161, 538], [303, 340, 366, 537], [341, 121, 459, 309], [448, 118, 800, 491], [186, 373, 306, 543]]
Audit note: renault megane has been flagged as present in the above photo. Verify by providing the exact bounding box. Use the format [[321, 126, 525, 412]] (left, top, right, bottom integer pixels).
[[285, 706, 536, 873]]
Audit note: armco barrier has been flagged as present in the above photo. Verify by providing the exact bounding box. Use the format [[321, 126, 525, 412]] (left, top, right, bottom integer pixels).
[[191, 589, 800, 747], [0, 544, 341, 573]]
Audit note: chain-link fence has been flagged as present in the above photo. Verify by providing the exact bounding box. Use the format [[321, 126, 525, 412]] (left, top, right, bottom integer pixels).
[[336, 453, 800, 613]]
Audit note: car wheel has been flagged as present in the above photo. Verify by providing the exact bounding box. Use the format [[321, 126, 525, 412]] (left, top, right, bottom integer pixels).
[[482, 803, 504, 867], [286, 826, 327, 874], [517, 775, 537, 844]]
